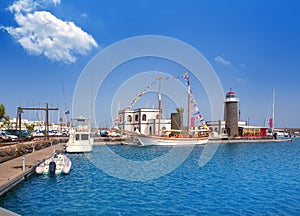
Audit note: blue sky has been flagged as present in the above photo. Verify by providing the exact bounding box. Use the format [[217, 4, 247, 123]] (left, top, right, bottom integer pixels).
[[1, 0, 300, 128]]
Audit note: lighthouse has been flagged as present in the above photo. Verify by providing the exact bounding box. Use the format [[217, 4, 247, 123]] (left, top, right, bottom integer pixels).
[[224, 91, 239, 137]]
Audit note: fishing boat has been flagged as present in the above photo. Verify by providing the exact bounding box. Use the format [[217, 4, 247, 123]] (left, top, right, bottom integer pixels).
[[65, 118, 94, 153], [135, 73, 210, 146], [36, 152, 72, 175]]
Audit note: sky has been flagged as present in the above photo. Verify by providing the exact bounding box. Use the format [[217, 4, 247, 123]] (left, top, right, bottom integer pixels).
[[1, 0, 300, 128]]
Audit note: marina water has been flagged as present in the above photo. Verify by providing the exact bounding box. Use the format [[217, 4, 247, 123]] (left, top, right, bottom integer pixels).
[[1, 139, 299, 215]]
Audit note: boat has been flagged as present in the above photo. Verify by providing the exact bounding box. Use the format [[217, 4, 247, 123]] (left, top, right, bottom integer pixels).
[[36, 152, 72, 175], [137, 130, 209, 146], [65, 118, 94, 153], [135, 73, 210, 146]]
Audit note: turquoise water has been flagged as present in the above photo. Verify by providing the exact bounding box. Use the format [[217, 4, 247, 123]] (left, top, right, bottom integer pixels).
[[1, 139, 300, 215]]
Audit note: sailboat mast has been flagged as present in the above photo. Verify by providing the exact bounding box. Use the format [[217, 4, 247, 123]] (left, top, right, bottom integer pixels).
[[158, 77, 162, 136], [272, 89, 275, 133], [187, 74, 190, 134]]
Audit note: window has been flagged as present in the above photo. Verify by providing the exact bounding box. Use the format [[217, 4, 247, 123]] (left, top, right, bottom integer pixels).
[[75, 134, 80, 140], [127, 115, 132, 122], [142, 114, 147, 121], [81, 134, 89, 140], [135, 114, 139, 121]]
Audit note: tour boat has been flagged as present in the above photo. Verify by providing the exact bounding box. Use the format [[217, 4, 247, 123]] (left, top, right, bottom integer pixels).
[[135, 73, 210, 146], [137, 131, 209, 146]]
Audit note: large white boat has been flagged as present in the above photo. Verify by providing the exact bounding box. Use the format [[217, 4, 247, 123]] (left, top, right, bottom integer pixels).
[[65, 118, 94, 153], [137, 132, 209, 146], [36, 152, 72, 175], [133, 73, 210, 146]]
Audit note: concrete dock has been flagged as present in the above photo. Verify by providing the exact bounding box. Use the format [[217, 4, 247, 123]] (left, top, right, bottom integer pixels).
[[208, 138, 294, 144], [0, 143, 64, 197]]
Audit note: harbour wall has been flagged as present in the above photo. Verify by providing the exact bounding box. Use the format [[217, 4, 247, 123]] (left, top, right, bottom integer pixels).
[[0, 138, 68, 164]]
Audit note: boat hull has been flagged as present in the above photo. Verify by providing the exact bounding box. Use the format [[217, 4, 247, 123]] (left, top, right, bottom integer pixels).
[[36, 154, 72, 175], [66, 143, 93, 153], [66, 138, 94, 153], [137, 135, 208, 146]]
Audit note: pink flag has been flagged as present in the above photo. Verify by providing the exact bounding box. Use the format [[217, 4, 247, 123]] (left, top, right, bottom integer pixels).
[[191, 117, 195, 127], [269, 118, 273, 128]]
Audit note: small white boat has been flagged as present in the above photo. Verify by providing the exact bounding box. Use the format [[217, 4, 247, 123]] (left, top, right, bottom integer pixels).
[[65, 118, 94, 153], [36, 152, 72, 175]]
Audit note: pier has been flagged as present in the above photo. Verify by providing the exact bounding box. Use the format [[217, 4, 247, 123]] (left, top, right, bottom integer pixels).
[[0, 143, 64, 197], [208, 138, 294, 144]]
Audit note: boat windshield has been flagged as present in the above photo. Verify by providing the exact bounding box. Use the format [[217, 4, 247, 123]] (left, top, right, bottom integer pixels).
[[81, 134, 89, 140], [75, 134, 89, 140]]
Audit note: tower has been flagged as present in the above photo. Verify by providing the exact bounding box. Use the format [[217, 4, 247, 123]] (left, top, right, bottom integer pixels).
[[224, 91, 239, 137], [171, 107, 184, 130]]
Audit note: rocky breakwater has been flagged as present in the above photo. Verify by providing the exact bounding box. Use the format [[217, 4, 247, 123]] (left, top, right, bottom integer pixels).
[[0, 138, 68, 163]]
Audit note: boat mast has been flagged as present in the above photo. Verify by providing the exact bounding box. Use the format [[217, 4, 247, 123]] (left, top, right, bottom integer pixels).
[[187, 73, 190, 134], [272, 89, 275, 134], [89, 82, 93, 135], [158, 77, 162, 136]]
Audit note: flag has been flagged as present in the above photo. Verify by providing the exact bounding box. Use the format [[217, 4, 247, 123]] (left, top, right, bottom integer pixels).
[[269, 118, 273, 128], [65, 110, 70, 115], [187, 82, 191, 94], [191, 117, 195, 127]]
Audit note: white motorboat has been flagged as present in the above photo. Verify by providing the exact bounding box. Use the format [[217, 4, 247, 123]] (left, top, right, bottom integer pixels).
[[36, 152, 72, 175], [66, 118, 94, 153]]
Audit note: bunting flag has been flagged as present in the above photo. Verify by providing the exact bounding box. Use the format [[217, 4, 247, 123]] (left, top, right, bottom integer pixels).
[[114, 118, 121, 123], [183, 73, 207, 129], [191, 117, 195, 128], [127, 79, 158, 109]]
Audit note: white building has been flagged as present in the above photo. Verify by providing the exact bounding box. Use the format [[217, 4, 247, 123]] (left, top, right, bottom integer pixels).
[[118, 108, 171, 135], [4, 118, 67, 132]]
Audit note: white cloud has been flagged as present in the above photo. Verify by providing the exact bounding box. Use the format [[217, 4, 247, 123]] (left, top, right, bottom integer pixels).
[[5, 0, 98, 63], [8, 0, 37, 13], [8, 0, 61, 13], [214, 56, 231, 66]]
